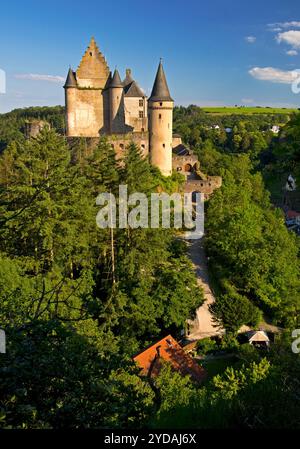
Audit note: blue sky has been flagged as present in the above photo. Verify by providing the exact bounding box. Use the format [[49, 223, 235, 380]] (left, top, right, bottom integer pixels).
[[0, 0, 300, 112]]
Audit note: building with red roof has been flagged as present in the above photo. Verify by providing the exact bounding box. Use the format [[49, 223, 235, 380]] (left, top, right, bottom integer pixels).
[[133, 335, 206, 383]]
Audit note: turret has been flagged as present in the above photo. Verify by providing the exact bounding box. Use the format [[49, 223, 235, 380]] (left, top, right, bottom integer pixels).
[[109, 69, 124, 133], [64, 68, 77, 136], [148, 60, 173, 176]]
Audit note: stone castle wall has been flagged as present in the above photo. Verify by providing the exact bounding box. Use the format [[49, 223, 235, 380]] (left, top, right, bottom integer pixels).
[[124, 97, 148, 132], [172, 154, 199, 173], [108, 132, 149, 159], [66, 88, 106, 137], [66, 132, 149, 162], [185, 176, 222, 200]]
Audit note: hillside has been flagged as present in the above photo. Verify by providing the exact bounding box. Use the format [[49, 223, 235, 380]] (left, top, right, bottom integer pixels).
[[202, 106, 298, 115]]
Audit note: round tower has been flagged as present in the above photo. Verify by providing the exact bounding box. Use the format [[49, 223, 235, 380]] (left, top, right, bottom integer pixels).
[[148, 60, 173, 176], [109, 69, 124, 134], [64, 68, 77, 137]]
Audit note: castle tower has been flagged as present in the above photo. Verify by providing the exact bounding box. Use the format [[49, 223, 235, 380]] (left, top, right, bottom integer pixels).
[[64, 68, 78, 136], [108, 69, 124, 134], [64, 37, 110, 137], [148, 60, 173, 176]]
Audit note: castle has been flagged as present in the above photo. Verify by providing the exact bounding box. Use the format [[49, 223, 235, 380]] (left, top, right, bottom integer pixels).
[[64, 37, 173, 176], [64, 38, 222, 194]]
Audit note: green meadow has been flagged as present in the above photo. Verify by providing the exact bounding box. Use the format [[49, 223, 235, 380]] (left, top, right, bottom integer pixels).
[[202, 106, 298, 115]]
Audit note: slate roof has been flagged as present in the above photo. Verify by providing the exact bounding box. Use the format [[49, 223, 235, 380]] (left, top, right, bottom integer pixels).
[[124, 80, 145, 97], [149, 61, 173, 102], [64, 68, 77, 88], [110, 69, 123, 88]]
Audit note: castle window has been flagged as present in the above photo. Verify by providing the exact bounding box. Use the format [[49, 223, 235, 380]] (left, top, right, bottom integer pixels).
[[141, 128, 145, 132], [159, 114, 162, 119], [139, 111, 144, 118], [163, 143, 165, 148], [139, 100, 143, 107], [90, 52, 93, 56], [141, 144, 145, 149], [160, 102, 163, 106]]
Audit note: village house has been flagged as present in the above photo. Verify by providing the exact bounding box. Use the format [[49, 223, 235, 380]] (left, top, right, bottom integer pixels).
[[133, 335, 206, 383]]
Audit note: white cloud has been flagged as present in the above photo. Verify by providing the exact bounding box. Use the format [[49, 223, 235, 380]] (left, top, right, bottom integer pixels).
[[245, 36, 256, 43], [276, 30, 300, 48], [241, 98, 254, 104], [268, 21, 300, 33], [249, 67, 299, 84], [274, 21, 300, 28], [268, 27, 282, 32], [286, 49, 298, 56], [14, 73, 65, 83]]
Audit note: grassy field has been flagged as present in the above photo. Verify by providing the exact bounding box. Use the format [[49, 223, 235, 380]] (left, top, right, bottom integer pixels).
[[202, 106, 298, 115], [200, 355, 241, 382]]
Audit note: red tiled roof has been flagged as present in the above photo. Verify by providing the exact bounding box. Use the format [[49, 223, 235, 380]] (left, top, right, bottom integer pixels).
[[133, 335, 206, 383], [286, 210, 300, 219]]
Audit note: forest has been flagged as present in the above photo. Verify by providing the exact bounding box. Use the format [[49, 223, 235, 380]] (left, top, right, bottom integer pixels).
[[0, 105, 299, 428]]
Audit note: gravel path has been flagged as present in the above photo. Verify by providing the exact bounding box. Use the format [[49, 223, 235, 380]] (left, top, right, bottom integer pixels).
[[185, 238, 224, 340]]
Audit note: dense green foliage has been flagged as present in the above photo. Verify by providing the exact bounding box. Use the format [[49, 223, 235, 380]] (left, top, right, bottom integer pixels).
[[150, 336, 300, 429], [0, 126, 203, 428], [174, 104, 293, 165], [174, 105, 300, 329], [206, 154, 300, 327], [0, 106, 65, 152], [0, 105, 299, 429]]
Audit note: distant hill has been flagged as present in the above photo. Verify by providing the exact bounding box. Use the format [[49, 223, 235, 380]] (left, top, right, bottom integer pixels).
[[201, 106, 298, 115], [0, 106, 65, 151]]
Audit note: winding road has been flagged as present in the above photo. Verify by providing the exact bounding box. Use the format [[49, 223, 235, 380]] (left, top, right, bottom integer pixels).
[[185, 237, 224, 340]]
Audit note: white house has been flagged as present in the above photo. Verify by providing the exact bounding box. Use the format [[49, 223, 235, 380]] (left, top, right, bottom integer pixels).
[[271, 125, 280, 134], [246, 330, 270, 348]]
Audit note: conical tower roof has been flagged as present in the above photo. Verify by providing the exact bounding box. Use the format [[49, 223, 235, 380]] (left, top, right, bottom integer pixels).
[[109, 69, 123, 88], [149, 60, 173, 102], [64, 68, 77, 88]]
